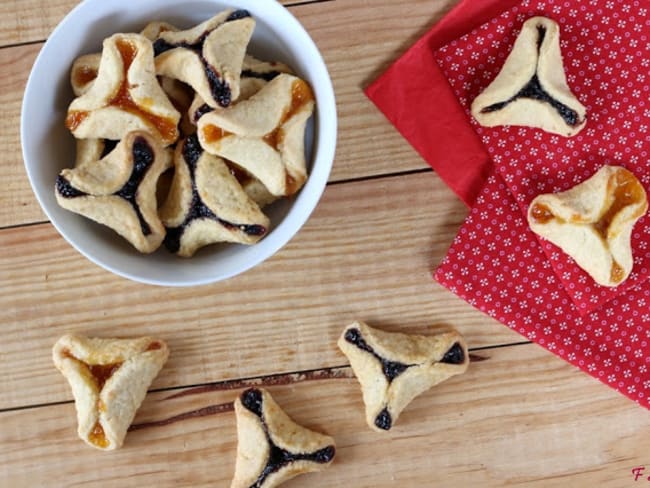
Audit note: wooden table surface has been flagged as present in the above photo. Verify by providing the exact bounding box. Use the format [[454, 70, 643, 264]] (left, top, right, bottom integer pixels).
[[2, 0, 650, 486]]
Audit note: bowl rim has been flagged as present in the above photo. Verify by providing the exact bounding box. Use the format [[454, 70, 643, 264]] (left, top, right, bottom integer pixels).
[[21, 0, 337, 287]]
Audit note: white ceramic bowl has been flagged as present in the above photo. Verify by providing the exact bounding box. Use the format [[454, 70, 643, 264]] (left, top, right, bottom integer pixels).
[[21, 0, 336, 286]]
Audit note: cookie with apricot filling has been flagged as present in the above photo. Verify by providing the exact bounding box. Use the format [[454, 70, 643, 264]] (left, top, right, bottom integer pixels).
[[528, 165, 648, 287], [52, 334, 168, 450], [197, 73, 314, 197], [66, 33, 181, 146]]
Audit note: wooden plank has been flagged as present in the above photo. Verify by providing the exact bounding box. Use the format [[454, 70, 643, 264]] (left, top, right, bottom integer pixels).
[[3, 0, 463, 228], [0, 344, 647, 487], [0, 0, 68, 47], [0, 0, 330, 46], [0, 172, 522, 410], [0, 43, 47, 228]]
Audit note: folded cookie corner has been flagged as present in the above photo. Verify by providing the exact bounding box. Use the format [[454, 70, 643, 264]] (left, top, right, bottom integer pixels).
[[471, 16, 586, 137]]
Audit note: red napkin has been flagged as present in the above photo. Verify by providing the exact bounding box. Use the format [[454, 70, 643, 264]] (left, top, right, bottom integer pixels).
[[366, 0, 650, 408], [433, 0, 650, 315], [436, 170, 650, 410], [365, 0, 521, 207]]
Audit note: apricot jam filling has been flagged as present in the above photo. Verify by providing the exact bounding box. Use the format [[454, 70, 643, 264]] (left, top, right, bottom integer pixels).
[[62, 349, 124, 448], [73, 65, 98, 87], [88, 420, 109, 449], [66, 38, 178, 144], [202, 124, 232, 144], [262, 79, 314, 151], [530, 203, 554, 224]]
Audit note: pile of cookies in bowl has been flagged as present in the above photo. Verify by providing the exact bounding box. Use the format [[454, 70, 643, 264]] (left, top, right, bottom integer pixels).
[[59, 10, 314, 257], [22, 1, 336, 286]]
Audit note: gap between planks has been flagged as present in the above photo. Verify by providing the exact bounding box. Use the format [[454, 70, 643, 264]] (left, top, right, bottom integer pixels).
[[0, 342, 531, 414], [0, 167, 436, 232]]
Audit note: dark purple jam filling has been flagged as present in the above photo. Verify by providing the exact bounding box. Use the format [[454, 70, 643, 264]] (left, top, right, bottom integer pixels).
[[56, 136, 154, 236], [182, 131, 203, 166], [536, 24, 546, 50], [240, 388, 336, 488], [374, 408, 392, 431], [241, 388, 264, 417], [115, 136, 154, 236], [441, 342, 465, 365], [241, 69, 282, 82], [480, 24, 580, 127], [163, 134, 267, 253], [153, 11, 251, 108], [344, 328, 413, 383], [192, 103, 213, 123], [56, 175, 85, 198], [204, 66, 231, 107], [226, 9, 251, 21]]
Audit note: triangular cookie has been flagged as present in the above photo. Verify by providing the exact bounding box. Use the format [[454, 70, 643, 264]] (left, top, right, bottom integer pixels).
[[471, 16, 586, 137], [197, 73, 314, 197], [55, 131, 172, 253], [66, 33, 181, 146], [52, 334, 169, 450], [528, 165, 648, 287], [159, 134, 269, 257], [153, 9, 254, 108], [231, 388, 336, 488], [69, 22, 178, 97], [188, 55, 295, 125], [338, 321, 469, 432]]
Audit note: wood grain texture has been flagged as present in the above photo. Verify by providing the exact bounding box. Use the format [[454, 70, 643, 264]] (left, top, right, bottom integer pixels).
[[0, 0, 69, 46], [0, 43, 47, 227], [0, 172, 524, 410], [1, 344, 647, 487], [5, 0, 644, 487], [0, 0, 326, 46], [4, 0, 460, 228]]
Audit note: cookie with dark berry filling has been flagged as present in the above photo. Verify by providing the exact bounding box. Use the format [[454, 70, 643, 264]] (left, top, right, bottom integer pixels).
[[471, 16, 586, 137], [55, 130, 172, 253], [153, 9, 254, 109], [231, 388, 335, 488], [338, 321, 469, 431], [159, 134, 269, 257]]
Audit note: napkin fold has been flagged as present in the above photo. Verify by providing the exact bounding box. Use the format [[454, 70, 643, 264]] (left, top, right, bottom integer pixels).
[[365, 0, 521, 207], [366, 0, 650, 408]]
